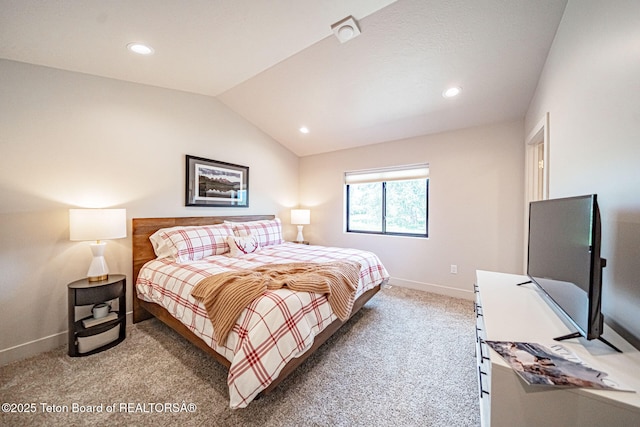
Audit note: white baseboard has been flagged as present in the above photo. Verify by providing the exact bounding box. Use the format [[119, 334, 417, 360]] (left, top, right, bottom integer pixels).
[[389, 277, 475, 301], [0, 311, 134, 366], [0, 331, 67, 366]]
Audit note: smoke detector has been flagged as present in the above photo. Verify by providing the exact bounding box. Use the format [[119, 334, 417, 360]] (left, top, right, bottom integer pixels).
[[331, 16, 361, 43]]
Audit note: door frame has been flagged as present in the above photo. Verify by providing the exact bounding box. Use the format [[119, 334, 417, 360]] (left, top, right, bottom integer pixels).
[[523, 112, 550, 271]]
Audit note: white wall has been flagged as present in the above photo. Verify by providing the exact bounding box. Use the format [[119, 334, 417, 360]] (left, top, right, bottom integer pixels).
[[299, 120, 525, 299], [0, 59, 300, 364], [525, 0, 640, 347]]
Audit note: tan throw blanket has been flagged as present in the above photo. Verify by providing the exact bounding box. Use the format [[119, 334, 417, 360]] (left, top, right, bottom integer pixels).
[[191, 261, 361, 344]]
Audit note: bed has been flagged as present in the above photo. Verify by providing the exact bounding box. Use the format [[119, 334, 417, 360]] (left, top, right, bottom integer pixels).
[[132, 215, 389, 408]]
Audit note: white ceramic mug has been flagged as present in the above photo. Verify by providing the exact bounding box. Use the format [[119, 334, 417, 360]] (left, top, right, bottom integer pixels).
[[92, 303, 111, 319]]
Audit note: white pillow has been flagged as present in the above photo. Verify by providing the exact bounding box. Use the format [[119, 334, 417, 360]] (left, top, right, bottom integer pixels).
[[227, 234, 261, 257], [149, 223, 234, 262]]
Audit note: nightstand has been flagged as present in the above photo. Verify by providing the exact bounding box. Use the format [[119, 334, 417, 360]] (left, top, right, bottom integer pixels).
[[293, 241, 309, 245], [68, 274, 126, 357]]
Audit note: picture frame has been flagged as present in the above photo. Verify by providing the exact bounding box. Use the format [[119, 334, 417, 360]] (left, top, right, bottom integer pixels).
[[185, 155, 249, 207]]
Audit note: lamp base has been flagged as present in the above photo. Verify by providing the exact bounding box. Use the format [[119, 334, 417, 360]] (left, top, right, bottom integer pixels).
[[87, 242, 110, 282], [295, 225, 305, 243]]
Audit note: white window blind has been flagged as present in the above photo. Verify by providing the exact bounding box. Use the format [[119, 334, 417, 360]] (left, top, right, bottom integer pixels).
[[344, 164, 429, 184]]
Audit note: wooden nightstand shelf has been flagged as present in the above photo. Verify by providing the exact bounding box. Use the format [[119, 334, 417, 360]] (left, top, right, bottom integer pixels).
[[68, 274, 126, 357], [293, 241, 309, 245]]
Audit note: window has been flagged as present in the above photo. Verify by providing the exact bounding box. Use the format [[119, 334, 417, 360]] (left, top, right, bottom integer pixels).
[[345, 164, 429, 237]]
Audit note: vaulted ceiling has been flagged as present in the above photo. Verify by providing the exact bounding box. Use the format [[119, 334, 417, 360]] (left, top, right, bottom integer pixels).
[[0, 0, 568, 156]]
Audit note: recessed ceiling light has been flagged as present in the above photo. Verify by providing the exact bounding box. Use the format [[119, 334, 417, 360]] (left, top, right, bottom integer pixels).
[[127, 42, 154, 55], [443, 86, 462, 98], [299, 126, 310, 134]]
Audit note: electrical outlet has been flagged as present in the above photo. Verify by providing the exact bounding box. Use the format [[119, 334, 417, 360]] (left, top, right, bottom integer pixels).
[[450, 264, 458, 274]]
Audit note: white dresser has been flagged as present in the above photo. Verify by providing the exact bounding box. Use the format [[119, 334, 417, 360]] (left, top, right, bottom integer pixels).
[[475, 270, 640, 426]]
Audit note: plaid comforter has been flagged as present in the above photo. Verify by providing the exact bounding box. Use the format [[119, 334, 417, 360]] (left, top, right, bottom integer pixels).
[[135, 242, 389, 408]]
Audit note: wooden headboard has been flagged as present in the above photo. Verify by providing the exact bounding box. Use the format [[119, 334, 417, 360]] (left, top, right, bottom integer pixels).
[[131, 214, 275, 322]]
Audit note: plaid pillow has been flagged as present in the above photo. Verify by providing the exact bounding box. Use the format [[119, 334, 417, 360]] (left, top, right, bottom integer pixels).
[[227, 218, 284, 247], [149, 223, 234, 262]]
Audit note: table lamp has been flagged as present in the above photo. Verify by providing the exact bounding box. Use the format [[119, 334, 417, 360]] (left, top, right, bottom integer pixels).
[[69, 208, 127, 282], [291, 209, 310, 242]]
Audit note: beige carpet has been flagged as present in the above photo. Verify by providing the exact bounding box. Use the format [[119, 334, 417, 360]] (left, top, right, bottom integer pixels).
[[0, 285, 480, 427]]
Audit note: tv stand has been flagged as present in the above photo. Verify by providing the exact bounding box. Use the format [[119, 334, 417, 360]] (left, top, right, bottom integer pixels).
[[554, 331, 623, 353], [515, 279, 622, 353], [475, 270, 640, 426]]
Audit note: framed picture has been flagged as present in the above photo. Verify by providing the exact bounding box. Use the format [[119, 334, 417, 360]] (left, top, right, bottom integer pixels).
[[185, 155, 249, 207]]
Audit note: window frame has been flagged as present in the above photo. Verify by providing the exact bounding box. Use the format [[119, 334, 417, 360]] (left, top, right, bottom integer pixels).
[[345, 178, 429, 238]]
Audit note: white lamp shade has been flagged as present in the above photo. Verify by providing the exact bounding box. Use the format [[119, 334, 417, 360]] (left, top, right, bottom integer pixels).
[[291, 209, 310, 225], [69, 209, 127, 241], [69, 208, 126, 282]]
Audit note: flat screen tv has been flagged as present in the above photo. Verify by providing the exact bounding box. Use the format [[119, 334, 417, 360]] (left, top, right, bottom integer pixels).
[[525, 194, 620, 352]]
